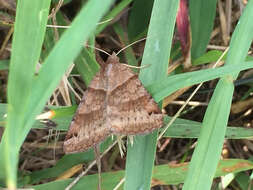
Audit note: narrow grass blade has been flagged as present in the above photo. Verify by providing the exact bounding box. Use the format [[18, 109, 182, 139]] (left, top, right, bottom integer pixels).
[[182, 1, 253, 189], [192, 50, 226, 65], [235, 172, 250, 190], [0, 60, 9, 70], [127, 0, 154, 41], [0, 1, 51, 188], [148, 60, 253, 102], [95, 0, 132, 35], [75, 48, 100, 85], [162, 117, 253, 139], [124, 0, 179, 190], [30, 159, 253, 189], [189, 0, 217, 59], [183, 79, 234, 190]]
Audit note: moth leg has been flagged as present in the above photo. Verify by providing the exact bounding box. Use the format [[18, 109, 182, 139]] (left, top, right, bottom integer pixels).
[[116, 135, 126, 157]]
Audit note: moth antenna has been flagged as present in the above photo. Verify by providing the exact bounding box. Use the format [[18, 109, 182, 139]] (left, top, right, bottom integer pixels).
[[121, 63, 151, 70], [116, 37, 147, 56], [128, 135, 134, 146], [85, 45, 111, 56], [117, 136, 126, 157]]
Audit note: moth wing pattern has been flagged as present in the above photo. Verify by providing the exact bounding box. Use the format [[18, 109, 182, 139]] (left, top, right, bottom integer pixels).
[[107, 62, 164, 135], [63, 69, 110, 153]]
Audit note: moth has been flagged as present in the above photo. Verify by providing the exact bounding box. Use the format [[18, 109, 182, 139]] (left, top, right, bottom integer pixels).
[[63, 52, 164, 154]]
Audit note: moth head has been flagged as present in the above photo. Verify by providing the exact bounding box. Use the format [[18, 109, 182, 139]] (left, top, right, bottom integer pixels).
[[106, 52, 120, 65]]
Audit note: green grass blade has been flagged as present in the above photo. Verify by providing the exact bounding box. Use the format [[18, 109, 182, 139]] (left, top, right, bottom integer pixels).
[[183, 79, 234, 190], [95, 0, 132, 35], [75, 48, 100, 85], [30, 159, 253, 189], [163, 117, 253, 139], [182, 1, 253, 189], [127, 0, 154, 41], [189, 0, 217, 59], [0, 60, 9, 70], [139, 1, 178, 85], [124, 0, 179, 190], [148, 60, 253, 102], [235, 172, 250, 190], [192, 50, 226, 65], [0, 1, 51, 188]]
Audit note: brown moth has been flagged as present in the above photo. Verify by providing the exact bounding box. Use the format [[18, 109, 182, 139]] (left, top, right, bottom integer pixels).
[[63, 53, 164, 154]]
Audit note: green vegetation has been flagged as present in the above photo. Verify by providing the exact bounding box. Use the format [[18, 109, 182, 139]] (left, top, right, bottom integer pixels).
[[0, 0, 253, 189]]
